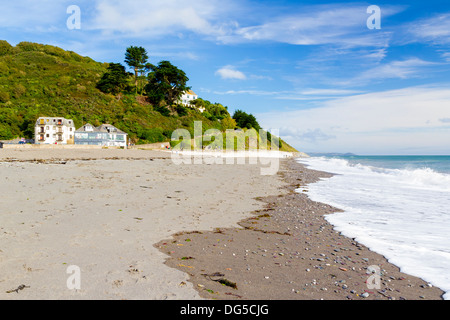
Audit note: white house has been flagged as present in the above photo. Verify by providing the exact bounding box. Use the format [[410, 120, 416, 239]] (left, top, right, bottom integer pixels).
[[74, 123, 128, 148], [179, 90, 207, 113], [35, 117, 76, 145], [180, 89, 198, 106]]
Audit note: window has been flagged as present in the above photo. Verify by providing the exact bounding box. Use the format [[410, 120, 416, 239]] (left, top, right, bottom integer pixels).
[[46, 134, 49, 138]]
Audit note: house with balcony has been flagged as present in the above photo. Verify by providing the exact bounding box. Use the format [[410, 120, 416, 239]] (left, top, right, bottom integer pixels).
[[35, 117, 76, 144], [74, 123, 128, 148]]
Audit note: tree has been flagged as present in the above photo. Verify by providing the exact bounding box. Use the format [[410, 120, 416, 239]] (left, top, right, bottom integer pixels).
[[221, 116, 237, 130], [124, 46, 149, 94], [232, 109, 261, 130], [145, 60, 189, 107], [96, 63, 130, 95]]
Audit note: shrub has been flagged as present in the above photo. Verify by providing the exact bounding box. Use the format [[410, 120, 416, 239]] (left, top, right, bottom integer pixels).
[[155, 105, 171, 117], [175, 104, 188, 116], [13, 84, 26, 98], [0, 90, 10, 103], [0, 40, 13, 56], [141, 127, 165, 143]]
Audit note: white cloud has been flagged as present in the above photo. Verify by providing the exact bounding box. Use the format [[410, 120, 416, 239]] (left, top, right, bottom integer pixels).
[[90, 0, 236, 38], [299, 89, 364, 96], [409, 13, 450, 44], [336, 58, 438, 86], [215, 66, 247, 80], [257, 86, 450, 154], [0, 0, 67, 29], [218, 5, 402, 47]]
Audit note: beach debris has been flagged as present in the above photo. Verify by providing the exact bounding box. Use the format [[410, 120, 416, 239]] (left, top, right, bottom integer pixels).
[[201, 272, 225, 278], [225, 292, 243, 298], [217, 279, 238, 289], [180, 256, 194, 260], [201, 272, 237, 289], [6, 284, 30, 294], [113, 280, 123, 287], [127, 267, 140, 274]]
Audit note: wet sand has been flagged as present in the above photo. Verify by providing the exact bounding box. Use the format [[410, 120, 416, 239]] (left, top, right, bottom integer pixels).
[[156, 158, 445, 300]]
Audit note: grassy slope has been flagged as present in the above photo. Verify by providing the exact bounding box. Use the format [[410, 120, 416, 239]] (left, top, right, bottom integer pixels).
[[0, 41, 297, 152]]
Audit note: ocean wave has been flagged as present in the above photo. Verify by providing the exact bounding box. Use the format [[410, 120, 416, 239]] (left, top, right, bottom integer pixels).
[[296, 156, 450, 299], [298, 157, 450, 192]]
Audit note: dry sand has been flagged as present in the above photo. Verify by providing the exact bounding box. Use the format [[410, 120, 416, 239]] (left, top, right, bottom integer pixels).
[[0, 149, 285, 299]]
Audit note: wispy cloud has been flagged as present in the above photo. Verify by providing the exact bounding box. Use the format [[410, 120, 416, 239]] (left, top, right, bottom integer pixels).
[[90, 0, 237, 38], [336, 58, 438, 86], [408, 13, 450, 44], [257, 85, 450, 154], [0, 0, 68, 30], [299, 89, 364, 96], [218, 4, 402, 48]]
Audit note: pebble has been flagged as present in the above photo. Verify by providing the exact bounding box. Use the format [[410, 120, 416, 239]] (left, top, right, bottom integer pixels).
[[361, 292, 370, 298]]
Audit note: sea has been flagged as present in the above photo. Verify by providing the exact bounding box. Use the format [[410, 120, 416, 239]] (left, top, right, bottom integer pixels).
[[296, 155, 450, 300]]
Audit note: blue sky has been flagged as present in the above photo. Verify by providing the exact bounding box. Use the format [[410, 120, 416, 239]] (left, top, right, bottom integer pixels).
[[1, 0, 450, 154]]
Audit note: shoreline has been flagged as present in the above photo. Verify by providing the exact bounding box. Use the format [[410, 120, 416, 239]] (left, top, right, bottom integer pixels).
[[156, 158, 445, 300], [0, 149, 444, 300]]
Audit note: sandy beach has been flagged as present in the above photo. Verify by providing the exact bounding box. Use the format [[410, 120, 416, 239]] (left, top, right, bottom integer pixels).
[[0, 149, 284, 299], [0, 149, 444, 300]]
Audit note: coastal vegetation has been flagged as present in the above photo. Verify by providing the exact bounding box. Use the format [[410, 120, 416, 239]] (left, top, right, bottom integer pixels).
[[0, 40, 296, 151]]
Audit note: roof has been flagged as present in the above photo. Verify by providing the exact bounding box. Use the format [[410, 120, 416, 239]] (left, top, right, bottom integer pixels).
[[75, 123, 97, 133], [185, 90, 197, 96], [36, 117, 75, 127], [96, 124, 127, 134], [76, 123, 127, 135]]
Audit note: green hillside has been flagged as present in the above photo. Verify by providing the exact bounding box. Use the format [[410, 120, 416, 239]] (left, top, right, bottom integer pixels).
[[0, 40, 297, 152]]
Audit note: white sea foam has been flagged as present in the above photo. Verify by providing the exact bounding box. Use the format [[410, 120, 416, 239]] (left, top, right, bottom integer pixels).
[[296, 157, 450, 299]]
